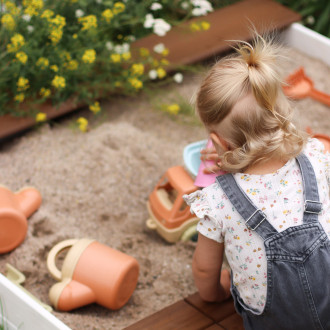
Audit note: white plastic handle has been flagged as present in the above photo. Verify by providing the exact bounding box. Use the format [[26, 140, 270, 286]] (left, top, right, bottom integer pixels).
[[47, 239, 78, 281]]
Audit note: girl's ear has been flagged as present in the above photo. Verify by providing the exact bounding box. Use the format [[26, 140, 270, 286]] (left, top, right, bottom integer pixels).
[[210, 132, 230, 151]]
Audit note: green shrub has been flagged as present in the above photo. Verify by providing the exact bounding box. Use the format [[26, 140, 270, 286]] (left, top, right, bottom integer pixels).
[[0, 0, 216, 118], [276, 0, 330, 38]]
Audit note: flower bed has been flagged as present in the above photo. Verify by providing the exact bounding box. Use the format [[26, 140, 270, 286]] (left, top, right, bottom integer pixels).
[[0, 0, 300, 140]]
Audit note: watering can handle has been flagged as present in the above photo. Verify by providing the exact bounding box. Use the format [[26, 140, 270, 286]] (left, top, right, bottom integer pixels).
[[47, 239, 78, 281]]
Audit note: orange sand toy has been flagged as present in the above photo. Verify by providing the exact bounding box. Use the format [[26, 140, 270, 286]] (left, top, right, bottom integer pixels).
[[0, 186, 42, 254], [47, 238, 139, 311], [283, 67, 330, 107], [146, 166, 199, 243]]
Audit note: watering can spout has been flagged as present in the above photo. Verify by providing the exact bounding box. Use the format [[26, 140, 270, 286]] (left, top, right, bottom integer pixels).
[[49, 279, 96, 311], [16, 187, 42, 217]]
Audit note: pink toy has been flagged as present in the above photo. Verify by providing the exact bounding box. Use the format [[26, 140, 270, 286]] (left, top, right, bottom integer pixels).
[[194, 139, 225, 188], [47, 238, 139, 311], [0, 186, 42, 254]]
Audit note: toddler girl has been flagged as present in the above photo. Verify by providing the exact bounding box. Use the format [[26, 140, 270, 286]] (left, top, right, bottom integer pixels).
[[184, 34, 330, 329]]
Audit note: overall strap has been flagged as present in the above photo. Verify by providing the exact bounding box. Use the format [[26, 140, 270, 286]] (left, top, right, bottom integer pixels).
[[217, 174, 278, 241], [296, 153, 322, 223]]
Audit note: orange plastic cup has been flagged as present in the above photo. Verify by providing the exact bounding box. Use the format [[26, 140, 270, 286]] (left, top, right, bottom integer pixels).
[[47, 239, 139, 311], [0, 186, 42, 254]]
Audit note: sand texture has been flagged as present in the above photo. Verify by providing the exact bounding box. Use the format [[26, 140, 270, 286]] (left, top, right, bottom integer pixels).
[[0, 48, 329, 329]]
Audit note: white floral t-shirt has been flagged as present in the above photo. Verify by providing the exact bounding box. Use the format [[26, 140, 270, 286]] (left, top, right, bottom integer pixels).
[[184, 139, 329, 312]]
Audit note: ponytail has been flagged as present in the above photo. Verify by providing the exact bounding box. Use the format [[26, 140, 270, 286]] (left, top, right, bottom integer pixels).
[[196, 33, 307, 172]]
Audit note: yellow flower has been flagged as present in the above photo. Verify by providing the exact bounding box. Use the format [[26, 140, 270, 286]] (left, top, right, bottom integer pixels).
[[1, 14, 15, 30], [162, 48, 169, 56], [36, 57, 49, 69], [190, 23, 201, 32], [78, 15, 97, 31], [114, 81, 122, 88], [66, 60, 78, 71], [102, 9, 114, 23], [139, 48, 150, 57], [201, 21, 210, 30], [128, 77, 143, 90], [17, 77, 29, 91], [50, 65, 59, 72], [161, 59, 169, 66], [5, 1, 21, 16], [167, 104, 180, 115], [39, 87, 51, 98], [51, 75, 66, 89], [14, 93, 25, 103], [122, 52, 131, 61], [131, 63, 144, 76], [60, 51, 71, 61], [49, 28, 63, 44], [82, 49, 96, 64], [41, 9, 54, 20], [89, 101, 101, 114], [113, 2, 125, 14], [110, 53, 121, 63], [23, 0, 44, 16], [7, 34, 25, 53], [73, 33, 78, 39], [77, 117, 88, 132], [36, 112, 47, 122], [50, 15, 66, 28], [153, 59, 159, 67], [16, 52, 28, 65], [156, 67, 166, 79]]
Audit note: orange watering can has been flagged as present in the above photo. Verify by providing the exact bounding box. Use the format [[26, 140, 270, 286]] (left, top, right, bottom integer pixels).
[[47, 238, 139, 311], [0, 186, 42, 254]]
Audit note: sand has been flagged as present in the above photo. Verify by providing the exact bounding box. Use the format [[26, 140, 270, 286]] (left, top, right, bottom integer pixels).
[[0, 48, 329, 330]]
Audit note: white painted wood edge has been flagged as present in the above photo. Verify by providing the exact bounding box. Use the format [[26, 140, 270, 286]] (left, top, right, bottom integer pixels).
[[0, 274, 71, 329], [281, 23, 330, 66]]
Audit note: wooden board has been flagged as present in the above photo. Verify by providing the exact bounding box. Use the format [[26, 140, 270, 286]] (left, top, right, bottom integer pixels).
[[124, 293, 244, 330], [132, 0, 301, 70]]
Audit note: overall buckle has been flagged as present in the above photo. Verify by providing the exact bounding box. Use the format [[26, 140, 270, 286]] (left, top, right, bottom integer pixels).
[[245, 209, 266, 231]]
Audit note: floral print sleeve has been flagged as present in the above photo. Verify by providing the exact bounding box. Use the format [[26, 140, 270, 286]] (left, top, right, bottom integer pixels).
[[184, 189, 224, 243]]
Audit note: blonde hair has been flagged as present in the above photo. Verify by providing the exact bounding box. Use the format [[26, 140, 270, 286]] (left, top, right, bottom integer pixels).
[[196, 34, 307, 172]]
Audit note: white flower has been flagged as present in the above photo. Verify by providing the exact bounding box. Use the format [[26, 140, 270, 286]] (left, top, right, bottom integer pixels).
[[75, 9, 85, 18], [22, 14, 31, 22], [106, 41, 114, 51], [114, 43, 130, 54], [181, 1, 189, 10], [153, 43, 165, 54], [27, 25, 34, 33], [153, 18, 171, 37], [127, 35, 136, 42], [173, 73, 183, 83], [149, 70, 158, 80], [191, 0, 213, 16], [144, 14, 154, 29], [306, 15, 315, 25], [150, 3, 162, 10], [96, 0, 102, 3]]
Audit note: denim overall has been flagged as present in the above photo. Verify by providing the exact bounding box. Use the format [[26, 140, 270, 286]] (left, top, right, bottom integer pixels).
[[217, 154, 330, 330]]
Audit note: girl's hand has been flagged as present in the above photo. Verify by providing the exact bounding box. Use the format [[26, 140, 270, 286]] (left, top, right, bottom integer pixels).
[[220, 269, 231, 301], [200, 147, 222, 174]]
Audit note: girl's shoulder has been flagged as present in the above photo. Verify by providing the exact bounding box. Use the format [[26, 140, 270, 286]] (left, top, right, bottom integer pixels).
[[303, 138, 329, 168], [184, 182, 231, 219]]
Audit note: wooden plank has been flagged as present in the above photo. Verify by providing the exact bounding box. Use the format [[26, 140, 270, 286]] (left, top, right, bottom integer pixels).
[[123, 299, 214, 330], [218, 313, 244, 330], [205, 325, 225, 330], [132, 0, 301, 70], [185, 293, 236, 323]]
